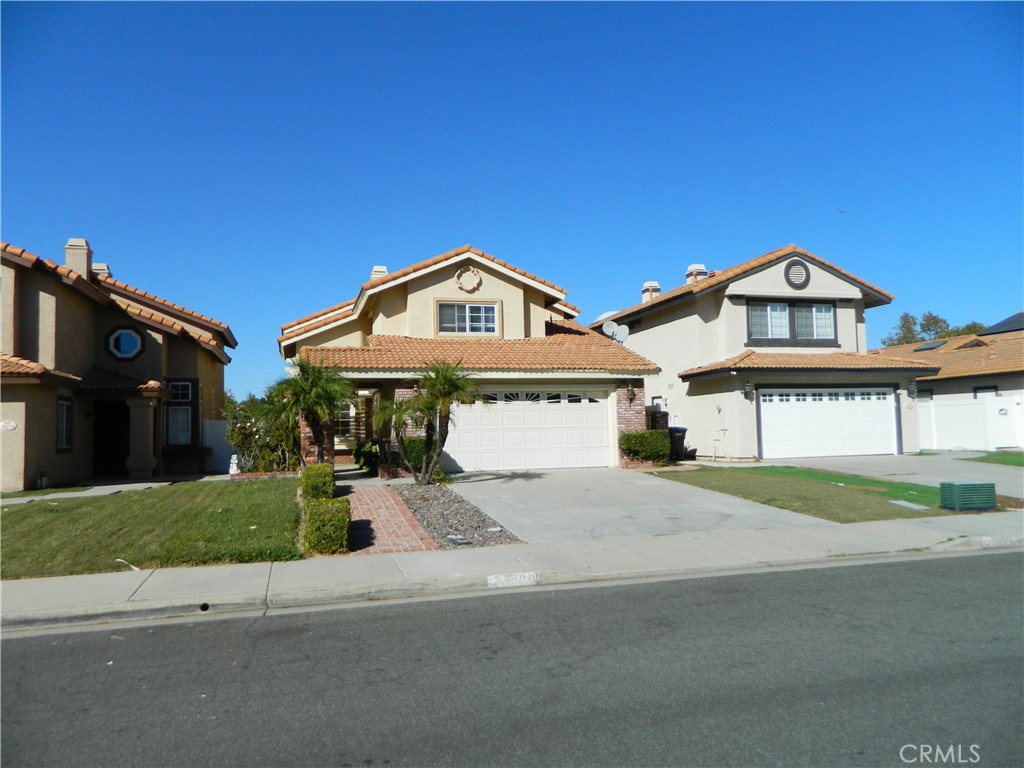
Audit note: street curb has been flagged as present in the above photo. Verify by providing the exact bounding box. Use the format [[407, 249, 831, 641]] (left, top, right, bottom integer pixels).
[[3, 542, 1021, 633]]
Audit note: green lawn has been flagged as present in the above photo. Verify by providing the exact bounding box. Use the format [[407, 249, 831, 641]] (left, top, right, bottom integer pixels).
[[655, 466, 955, 524], [964, 452, 1024, 467], [0, 479, 301, 580]]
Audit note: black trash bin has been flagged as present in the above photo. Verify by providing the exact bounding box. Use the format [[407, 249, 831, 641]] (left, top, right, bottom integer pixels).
[[668, 427, 688, 461]]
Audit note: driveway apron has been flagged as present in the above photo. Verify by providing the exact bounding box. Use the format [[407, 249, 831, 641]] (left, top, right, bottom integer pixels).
[[450, 468, 833, 543]]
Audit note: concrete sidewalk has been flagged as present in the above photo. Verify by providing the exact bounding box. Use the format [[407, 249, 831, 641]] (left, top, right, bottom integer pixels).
[[3, 510, 1021, 632]]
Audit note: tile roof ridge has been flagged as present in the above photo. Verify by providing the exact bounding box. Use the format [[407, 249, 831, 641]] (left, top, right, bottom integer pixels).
[[95, 272, 231, 332], [280, 298, 358, 331], [596, 243, 892, 325], [360, 245, 568, 296]]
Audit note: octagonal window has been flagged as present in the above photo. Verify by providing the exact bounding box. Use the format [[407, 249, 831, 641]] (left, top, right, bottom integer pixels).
[[106, 327, 144, 361]]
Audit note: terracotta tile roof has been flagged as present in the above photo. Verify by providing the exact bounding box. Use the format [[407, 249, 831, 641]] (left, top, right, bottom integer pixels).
[[871, 330, 1024, 381], [280, 298, 358, 332], [0, 353, 82, 383], [362, 244, 568, 295], [596, 245, 894, 326], [96, 273, 236, 346], [2, 241, 236, 351], [299, 320, 659, 374], [279, 307, 357, 344], [77, 367, 166, 393], [679, 349, 938, 380]]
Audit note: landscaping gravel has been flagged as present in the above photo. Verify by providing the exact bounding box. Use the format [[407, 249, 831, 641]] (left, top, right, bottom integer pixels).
[[392, 483, 522, 549]]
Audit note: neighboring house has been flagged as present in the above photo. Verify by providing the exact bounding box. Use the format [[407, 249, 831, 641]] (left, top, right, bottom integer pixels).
[[278, 245, 658, 471], [1, 239, 237, 492], [871, 312, 1023, 451], [592, 245, 938, 460]]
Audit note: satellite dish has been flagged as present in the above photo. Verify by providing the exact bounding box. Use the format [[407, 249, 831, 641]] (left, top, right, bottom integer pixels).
[[612, 324, 630, 344], [601, 320, 618, 337]]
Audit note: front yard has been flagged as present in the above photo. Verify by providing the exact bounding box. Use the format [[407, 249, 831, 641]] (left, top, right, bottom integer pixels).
[[655, 465, 1022, 524], [0, 479, 301, 580]]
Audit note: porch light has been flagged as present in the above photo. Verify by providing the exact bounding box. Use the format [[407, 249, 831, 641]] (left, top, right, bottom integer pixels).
[[907, 382, 918, 399], [743, 383, 756, 401], [625, 385, 636, 404]]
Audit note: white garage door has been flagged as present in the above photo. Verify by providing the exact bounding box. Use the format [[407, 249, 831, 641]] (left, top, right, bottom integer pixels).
[[443, 388, 611, 471], [759, 387, 897, 459]]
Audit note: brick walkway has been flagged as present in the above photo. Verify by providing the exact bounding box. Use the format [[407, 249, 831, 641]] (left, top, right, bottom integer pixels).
[[345, 484, 439, 554]]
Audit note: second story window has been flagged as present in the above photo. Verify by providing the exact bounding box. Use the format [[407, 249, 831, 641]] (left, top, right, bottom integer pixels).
[[438, 303, 496, 334], [748, 302, 837, 345]]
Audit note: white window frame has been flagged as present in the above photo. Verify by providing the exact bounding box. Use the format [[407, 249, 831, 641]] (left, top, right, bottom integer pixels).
[[437, 302, 497, 335]]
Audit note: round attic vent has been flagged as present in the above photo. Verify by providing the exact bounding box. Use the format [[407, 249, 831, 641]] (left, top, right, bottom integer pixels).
[[784, 258, 810, 289]]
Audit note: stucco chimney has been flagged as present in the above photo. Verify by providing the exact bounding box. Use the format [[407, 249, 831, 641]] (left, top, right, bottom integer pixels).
[[641, 281, 661, 303], [370, 265, 388, 281], [65, 238, 93, 277], [685, 263, 708, 284]]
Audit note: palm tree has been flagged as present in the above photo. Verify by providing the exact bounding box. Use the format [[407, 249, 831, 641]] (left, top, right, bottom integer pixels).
[[373, 360, 479, 485], [268, 357, 355, 465]]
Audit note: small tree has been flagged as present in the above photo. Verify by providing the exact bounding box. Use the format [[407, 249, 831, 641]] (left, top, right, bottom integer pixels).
[[224, 392, 299, 472], [882, 312, 987, 346], [268, 357, 355, 465], [373, 360, 479, 485]]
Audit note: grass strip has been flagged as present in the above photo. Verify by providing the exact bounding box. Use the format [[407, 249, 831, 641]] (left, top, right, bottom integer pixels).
[[964, 452, 1024, 467], [1, 479, 301, 580], [655, 466, 953, 524]]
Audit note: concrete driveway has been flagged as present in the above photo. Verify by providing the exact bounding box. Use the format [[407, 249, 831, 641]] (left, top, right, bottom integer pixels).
[[756, 451, 1024, 499], [450, 468, 833, 543]]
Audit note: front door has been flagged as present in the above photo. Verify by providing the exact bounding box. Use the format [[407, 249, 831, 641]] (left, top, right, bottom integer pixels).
[[93, 399, 131, 476]]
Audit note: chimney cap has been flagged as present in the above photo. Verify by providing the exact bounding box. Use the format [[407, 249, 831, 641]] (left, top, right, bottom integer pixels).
[[685, 263, 707, 274], [370, 265, 388, 280]]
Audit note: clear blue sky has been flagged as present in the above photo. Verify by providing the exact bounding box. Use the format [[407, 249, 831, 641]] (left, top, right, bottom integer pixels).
[[3, 2, 1021, 397]]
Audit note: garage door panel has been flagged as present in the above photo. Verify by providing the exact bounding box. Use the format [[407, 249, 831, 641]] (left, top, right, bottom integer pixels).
[[760, 387, 896, 459], [445, 388, 611, 471]]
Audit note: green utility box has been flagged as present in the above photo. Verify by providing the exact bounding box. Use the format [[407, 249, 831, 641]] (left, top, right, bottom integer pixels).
[[939, 482, 996, 512]]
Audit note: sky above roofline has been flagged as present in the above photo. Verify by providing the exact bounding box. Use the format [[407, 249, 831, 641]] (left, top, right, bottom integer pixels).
[[2, 2, 1020, 396]]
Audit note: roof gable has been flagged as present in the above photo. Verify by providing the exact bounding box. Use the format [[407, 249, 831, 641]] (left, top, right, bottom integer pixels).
[[1, 241, 236, 357], [593, 245, 893, 327], [279, 245, 577, 353]]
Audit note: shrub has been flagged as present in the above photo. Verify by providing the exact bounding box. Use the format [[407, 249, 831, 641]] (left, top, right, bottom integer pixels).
[[402, 436, 427, 472], [353, 440, 379, 472], [301, 463, 335, 499], [619, 430, 671, 464], [303, 497, 351, 554]]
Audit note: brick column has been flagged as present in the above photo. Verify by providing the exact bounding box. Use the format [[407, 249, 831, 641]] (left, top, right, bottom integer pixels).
[[299, 415, 335, 464], [615, 379, 646, 435]]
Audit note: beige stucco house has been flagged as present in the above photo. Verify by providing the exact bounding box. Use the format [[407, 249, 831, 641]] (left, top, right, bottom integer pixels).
[[872, 312, 1023, 451], [1, 239, 236, 492], [592, 245, 939, 460], [279, 245, 658, 470]]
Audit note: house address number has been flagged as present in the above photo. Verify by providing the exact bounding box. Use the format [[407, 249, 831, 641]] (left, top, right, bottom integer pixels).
[[1, 420, 16, 431]]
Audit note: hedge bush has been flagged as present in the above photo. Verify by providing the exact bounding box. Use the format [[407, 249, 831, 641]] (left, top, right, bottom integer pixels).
[[619, 430, 671, 463], [402, 436, 427, 472], [301, 463, 336, 499], [353, 441, 379, 472], [303, 497, 351, 554]]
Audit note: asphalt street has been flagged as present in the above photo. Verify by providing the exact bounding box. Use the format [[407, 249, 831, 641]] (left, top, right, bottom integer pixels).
[[2, 553, 1022, 768]]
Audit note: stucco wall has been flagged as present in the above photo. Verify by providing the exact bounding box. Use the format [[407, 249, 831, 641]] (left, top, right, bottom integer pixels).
[[2, 262, 16, 355], [55, 285, 98, 376], [622, 260, 877, 432], [1, 397, 26, 492], [92, 307, 166, 382], [2, 384, 93, 491]]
